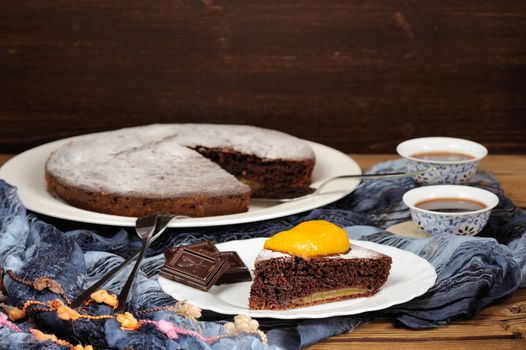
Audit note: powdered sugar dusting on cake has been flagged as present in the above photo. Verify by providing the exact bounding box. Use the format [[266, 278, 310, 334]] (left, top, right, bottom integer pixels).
[[255, 243, 386, 263], [46, 124, 314, 197], [46, 128, 247, 197], [105, 124, 314, 160], [165, 124, 313, 160]]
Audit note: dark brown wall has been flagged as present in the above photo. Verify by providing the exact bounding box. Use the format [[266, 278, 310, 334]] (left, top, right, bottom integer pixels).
[[1, 1, 525, 154]]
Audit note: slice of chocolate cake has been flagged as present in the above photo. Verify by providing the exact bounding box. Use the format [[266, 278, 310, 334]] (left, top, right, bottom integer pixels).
[[249, 244, 392, 310], [248, 220, 392, 310]]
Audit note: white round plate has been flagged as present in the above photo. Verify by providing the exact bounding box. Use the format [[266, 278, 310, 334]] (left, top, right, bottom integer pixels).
[[158, 238, 437, 319], [0, 135, 361, 227]]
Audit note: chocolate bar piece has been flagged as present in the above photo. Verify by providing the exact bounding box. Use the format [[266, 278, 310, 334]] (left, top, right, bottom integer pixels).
[[160, 248, 230, 291], [162, 241, 251, 286], [184, 240, 220, 256], [163, 247, 179, 261], [217, 251, 252, 284], [164, 240, 219, 261]]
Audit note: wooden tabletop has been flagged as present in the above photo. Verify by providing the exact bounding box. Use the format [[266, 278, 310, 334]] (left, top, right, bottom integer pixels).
[[1, 153, 525, 349]]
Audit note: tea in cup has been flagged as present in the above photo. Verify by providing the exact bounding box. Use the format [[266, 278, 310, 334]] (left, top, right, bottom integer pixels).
[[397, 137, 487, 185], [403, 185, 498, 236]]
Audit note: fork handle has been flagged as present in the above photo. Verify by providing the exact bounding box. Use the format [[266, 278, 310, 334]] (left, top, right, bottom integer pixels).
[[69, 220, 174, 308], [114, 234, 153, 313], [69, 252, 137, 308], [314, 172, 408, 194], [114, 214, 175, 312], [330, 172, 407, 180]]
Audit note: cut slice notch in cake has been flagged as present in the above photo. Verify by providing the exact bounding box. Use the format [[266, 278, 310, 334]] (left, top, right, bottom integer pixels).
[[249, 220, 392, 310]]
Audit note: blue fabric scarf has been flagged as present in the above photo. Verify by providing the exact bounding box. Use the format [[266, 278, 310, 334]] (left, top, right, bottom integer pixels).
[[0, 159, 524, 349]]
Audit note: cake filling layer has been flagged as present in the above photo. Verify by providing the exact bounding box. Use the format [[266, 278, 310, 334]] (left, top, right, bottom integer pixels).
[[291, 287, 371, 306]]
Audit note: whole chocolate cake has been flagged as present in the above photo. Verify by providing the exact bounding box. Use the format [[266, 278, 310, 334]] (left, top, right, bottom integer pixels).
[[249, 221, 392, 310], [45, 124, 315, 217]]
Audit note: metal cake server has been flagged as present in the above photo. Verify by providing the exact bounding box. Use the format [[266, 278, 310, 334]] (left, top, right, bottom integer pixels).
[[252, 170, 430, 204]]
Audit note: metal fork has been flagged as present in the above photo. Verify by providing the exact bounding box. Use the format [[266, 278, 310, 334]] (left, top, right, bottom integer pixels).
[[114, 214, 161, 313], [70, 213, 182, 309]]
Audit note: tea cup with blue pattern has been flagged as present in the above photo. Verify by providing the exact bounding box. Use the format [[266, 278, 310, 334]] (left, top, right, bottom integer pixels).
[[397, 137, 487, 185], [403, 185, 499, 236]]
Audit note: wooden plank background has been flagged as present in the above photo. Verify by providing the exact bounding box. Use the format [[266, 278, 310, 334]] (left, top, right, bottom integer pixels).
[[1, 1, 525, 154]]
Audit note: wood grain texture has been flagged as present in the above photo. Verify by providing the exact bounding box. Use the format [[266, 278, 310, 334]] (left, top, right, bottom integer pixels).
[[1, 1, 525, 153], [308, 289, 526, 350], [310, 340, 525, 350]]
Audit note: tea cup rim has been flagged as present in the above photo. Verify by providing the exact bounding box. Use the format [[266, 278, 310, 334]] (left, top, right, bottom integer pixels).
[[403, 185, 499, 217], [396, 137, 488, 164]]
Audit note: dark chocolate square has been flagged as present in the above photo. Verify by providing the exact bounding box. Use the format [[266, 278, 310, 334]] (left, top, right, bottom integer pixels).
[[184, 240, 220, 256], [163, 240, 219, 261], [161, 242, 251, 287], [160, 248, 229, 291], [163, 247, 179, 261], [217, 251, 252, 284]]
